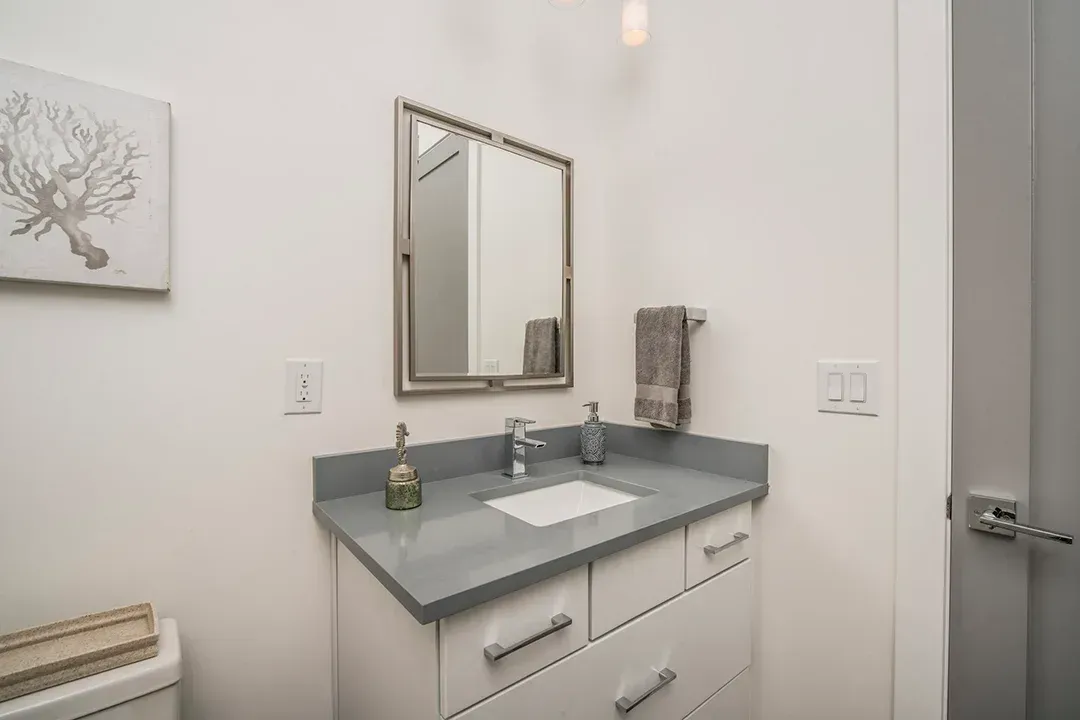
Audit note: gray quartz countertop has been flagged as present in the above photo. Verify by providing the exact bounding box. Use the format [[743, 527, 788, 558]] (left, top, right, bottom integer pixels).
[[313, 453, 768, 624]]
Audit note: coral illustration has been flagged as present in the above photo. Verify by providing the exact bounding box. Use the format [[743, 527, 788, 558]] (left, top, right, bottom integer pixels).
[[0, 91, 147, 269]]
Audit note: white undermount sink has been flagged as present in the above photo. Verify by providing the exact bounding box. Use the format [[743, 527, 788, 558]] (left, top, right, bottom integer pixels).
[[474, 470, 656, 527]]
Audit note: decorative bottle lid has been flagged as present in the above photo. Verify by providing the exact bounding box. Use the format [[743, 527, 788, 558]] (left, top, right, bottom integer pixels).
[[388, 422, 418, 483]]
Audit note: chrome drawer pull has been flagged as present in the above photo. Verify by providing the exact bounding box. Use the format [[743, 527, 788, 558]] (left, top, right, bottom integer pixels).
[[615, 668, 677, 713], [483, 613, 572, 662], [704, 531, 749, 556]]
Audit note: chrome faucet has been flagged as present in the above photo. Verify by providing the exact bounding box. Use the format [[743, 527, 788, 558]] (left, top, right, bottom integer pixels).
[[504, 417, 547, 480]]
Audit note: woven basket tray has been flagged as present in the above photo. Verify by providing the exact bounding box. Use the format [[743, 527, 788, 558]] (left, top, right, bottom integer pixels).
[[0, 603, 159, 702]]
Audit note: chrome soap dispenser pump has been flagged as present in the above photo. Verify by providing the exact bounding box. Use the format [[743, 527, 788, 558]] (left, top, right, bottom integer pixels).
[[580, 401, 606, 465]]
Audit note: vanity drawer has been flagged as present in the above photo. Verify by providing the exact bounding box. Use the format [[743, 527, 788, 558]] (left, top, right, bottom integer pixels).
[[686, 502, 752, 589], [439, 564, 589, 717], [457, 560, 752, 720], [684, 670, 751, 720], [590, 528, 684, 639]]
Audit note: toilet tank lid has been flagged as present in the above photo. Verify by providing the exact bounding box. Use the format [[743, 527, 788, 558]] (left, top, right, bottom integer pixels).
[[0, 618, 181, 720]]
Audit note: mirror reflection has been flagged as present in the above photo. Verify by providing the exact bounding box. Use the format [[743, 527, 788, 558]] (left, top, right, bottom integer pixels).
[[411, 121, 565, 378]]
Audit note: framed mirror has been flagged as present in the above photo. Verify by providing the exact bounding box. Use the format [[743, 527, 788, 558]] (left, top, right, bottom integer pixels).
[[394, 98, 573, 396]]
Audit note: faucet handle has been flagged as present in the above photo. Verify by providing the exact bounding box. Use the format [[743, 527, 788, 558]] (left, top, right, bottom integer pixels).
[[505, 417, 537, 427]]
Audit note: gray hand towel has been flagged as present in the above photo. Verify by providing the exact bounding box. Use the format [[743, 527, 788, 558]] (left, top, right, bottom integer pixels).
[[634, 306, 691, 428], [523, 317, 560, 375]]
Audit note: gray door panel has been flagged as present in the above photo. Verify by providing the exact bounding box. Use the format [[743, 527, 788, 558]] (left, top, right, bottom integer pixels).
[[950, 0, 1033, 717], [1028, 1, 1080, 716], [951, 0, 1080, 717]]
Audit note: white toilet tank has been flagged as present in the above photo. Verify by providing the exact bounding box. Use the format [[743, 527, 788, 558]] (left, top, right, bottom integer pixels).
[[0, 618, 181, 720]]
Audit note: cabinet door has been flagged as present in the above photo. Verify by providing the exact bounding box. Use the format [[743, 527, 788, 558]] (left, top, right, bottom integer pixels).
[[685, 671, 751, 720], [459, 561, 752, 720]]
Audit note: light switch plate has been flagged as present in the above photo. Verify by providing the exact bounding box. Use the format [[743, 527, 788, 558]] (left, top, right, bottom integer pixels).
[[285, 359, 323, 415], [817, 360, 880, 416]]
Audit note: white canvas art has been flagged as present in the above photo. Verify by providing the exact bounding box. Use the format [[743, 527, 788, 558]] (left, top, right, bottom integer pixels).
[[0, 60, 170, 291]]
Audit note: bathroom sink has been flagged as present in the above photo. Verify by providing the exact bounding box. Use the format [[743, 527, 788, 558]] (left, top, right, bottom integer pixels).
[[472, 470, 657, 527]]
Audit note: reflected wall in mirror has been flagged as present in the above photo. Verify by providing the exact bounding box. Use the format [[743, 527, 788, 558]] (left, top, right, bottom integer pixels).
[[394, 99, 573, 396], [413, 122, 563, 377]]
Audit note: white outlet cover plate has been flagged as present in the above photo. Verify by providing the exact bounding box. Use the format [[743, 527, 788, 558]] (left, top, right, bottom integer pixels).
[[285, 359, 323, 415], [817, 360, 880, 416]]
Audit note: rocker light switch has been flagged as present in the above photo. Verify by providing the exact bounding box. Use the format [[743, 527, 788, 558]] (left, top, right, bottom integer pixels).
[[850, 373, 868, 403], [827, 373, 844, 402], [817, 360, 880, 417]]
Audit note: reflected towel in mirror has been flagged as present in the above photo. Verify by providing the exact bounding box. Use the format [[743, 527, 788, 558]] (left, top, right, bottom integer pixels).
[[523, 317, 560, 375]]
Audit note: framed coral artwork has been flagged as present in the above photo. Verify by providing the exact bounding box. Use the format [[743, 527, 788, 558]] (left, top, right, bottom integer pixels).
[[0, 59, 170, 291]]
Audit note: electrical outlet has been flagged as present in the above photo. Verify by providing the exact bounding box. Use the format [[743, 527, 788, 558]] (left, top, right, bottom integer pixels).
[[482, 359, 500, 374], [296, 370, 313, 403], [285, 359, 323, 414]]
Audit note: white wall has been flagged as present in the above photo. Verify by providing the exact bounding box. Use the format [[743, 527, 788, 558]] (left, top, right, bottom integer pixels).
[[0, 2, 619, 719], [602, 1, 899, 718], [894, 0, 951, 716], [416, 123, 449, 155], [0, 2, 901, 720]]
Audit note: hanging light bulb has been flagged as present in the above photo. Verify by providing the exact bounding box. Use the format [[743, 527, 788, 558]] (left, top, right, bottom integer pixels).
[[621, 0, 650, 46], [549, 0, 585, 8]]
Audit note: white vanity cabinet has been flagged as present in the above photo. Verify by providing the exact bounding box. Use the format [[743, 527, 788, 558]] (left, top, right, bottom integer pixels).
[[335, 502, 755, 720], [456, 561, 751, 720]]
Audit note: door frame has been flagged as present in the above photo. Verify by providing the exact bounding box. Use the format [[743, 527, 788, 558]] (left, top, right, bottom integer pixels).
[[894, 1, 952, 719]]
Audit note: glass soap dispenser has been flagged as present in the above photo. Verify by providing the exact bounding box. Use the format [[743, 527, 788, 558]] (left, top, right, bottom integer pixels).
[[386, 421, 422, 510], [580, 401, 606, 465]]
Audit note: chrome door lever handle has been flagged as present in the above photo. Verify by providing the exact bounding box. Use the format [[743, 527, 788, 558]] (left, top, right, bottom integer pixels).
[[967, 494, 1073, 545], [978, 508, 1073, 544]]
